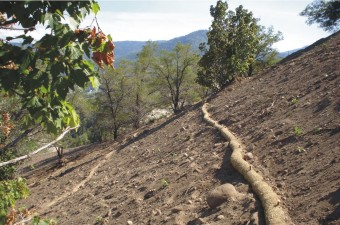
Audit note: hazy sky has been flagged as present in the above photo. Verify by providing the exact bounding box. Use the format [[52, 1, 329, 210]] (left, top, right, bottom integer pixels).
[[0, 0, 331, 52], [92, 0, 330, 51]]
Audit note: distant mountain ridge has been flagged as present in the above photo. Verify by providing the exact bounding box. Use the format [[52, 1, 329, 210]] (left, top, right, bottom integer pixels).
[[114, 29, 305, 64], [114, 30, 208, 63], [277, 47, 306, 58]]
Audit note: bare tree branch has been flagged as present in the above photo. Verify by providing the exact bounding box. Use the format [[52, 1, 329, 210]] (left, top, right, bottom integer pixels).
[[0, 125, 79, 167]]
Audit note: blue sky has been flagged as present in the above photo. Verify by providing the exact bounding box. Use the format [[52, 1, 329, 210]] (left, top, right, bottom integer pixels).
[[93, 0, 330, 51]]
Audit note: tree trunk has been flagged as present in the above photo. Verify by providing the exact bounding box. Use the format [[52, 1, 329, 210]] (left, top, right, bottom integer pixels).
[[134, 93, 141, 129], [248, 63, 254, 77], [113, 127, 119, 140]]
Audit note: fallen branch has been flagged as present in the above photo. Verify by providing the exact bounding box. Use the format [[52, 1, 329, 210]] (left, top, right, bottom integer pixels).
[[0, 126, 79, 167]]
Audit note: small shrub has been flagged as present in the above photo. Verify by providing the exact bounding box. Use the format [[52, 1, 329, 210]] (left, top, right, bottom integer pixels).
[[0, 177, 29, 223]]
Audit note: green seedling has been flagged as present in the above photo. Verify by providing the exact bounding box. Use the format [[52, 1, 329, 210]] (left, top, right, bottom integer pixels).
[[161, 178, 169, 188], [293, 126, 303, 136], [291, 97, 298, 104], [95, 216, 104, 223]]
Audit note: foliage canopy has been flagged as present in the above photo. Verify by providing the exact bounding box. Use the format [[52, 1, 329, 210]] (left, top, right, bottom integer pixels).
[[0, 1, 114, 134], [153, 43, 200, 113], [197, 0, 282, 90], [300, 0, 340, 32]]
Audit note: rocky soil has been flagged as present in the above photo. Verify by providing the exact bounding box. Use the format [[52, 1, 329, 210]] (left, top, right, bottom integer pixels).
[[17, 32, 339, 225]]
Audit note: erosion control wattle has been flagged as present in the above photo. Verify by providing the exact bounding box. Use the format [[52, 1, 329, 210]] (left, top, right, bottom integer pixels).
[[202, 103, 293, 225]]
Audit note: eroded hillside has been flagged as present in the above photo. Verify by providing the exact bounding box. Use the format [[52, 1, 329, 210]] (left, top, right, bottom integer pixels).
[[18, 32, 339, 225]]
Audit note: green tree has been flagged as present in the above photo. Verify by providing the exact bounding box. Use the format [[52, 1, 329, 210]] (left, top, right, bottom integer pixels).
[[129, 42, 158, 128], [66, 87, 100, 145], [96, 67, 131, 140], [0, 1, 113, 220], [248, 25, 283, 76], [0, 1, 114, 135], [197, 1, 259, 89], [153, 43, 200, 114], [0, 0, 115, 175], [300, 0, 340, 32]]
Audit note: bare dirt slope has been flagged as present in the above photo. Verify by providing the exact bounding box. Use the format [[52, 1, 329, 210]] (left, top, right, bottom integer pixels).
[[18, 32, 339, 225]]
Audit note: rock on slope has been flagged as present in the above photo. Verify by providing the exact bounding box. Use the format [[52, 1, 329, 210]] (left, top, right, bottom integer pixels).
[[18, 32, 339, 225]]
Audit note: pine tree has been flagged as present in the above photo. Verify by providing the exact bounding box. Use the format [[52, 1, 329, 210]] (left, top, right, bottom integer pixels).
[[197, 1, 259, 89]]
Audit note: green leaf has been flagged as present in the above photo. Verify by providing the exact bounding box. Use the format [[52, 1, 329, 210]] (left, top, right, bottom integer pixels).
[[91, 2, 100, 15], [22, 36, 34, 45], [82, 60, 95, 71], [59, 31, 75, 47], [82, 42, 91, 58], [55, 9, 64, 18], [63, 101, 80, 127], [89, 76, 100, 89], [20, 50, 35, 72], [26, 96, 42, 108], [67, 42, 82, 60], [6, 37, 14, 41], [71, 69, 89, 87], [43, 12, 53, 26], [39, 85, 48, 94], [51, 62, 65, 77], [107, 34, 112, 41]]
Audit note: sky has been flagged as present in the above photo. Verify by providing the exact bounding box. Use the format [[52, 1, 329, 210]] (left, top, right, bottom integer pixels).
[[0, 0, 331, 52], [91, 0, 331, 52]]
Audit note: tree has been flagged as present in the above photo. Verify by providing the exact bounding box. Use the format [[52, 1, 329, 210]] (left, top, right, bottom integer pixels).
[[300, 0, 340, 32], [66, 87, 100, 145], [153, 43, 200, 114], [129, 41, 158, 128], [0, 1, 114, 221], [97, 67, 131, 140], [248, 25, 283, 76], [197, 1, 259, 89], [0, 1, 114, 135]]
